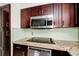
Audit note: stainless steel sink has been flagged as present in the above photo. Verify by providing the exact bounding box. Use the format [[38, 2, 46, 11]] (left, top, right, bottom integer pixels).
[[27, 37, 55, 44]]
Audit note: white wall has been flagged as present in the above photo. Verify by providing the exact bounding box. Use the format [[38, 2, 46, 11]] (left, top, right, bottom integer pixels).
[[11, 3, 48, 28], [0, 3, 8, 6], [12, 28, 79, 41]]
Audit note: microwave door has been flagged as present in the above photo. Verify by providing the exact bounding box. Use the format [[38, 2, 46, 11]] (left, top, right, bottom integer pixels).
[[31, 19, 46, 26]]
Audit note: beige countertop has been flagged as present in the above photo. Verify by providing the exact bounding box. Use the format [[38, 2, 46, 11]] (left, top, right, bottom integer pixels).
[[13, 38, 79, 56]]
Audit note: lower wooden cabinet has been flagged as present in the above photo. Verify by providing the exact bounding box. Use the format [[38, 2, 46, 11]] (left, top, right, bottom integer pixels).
[[13, 44, 71, 56], [0, 49, 2, 56], [52, 49, 71, 56], [13, 44, 28, 56]]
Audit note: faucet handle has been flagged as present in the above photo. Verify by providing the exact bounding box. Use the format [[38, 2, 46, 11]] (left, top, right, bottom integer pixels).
[[50, 38, 55, 44]]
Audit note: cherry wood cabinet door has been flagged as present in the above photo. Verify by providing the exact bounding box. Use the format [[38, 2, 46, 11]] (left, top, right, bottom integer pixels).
[[0, 8, 2, 27], [31, 6, 41, 16], [13, 44, 27, 56], [0, 50, 2, 56], [75, 3, 79, 26], [69, 4, 75, 27], [0, 29, 2, 48], [53, 4, 62, 27], [62, 3, 74, 27], [21, 8, 31, 28], [41, 4, 52, 15]]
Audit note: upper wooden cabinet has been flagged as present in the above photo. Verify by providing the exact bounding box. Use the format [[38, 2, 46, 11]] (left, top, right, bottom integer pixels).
[[21, 8, 31, 28], [41, 4, 52, 15], [76, 3, 79, 26], [62, 3, 75, 27], [31, 4, 52, 16], [21, 3, 78, 28], [53, 4, 62, 27], [31, 6, 41, 16]]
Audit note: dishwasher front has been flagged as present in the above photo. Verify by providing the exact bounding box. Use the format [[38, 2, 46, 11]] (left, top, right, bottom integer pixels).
[[28, 46, 52, 56]]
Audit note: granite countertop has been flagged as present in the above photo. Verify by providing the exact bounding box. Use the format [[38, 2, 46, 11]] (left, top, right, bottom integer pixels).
[[13, 38, 79, 56]]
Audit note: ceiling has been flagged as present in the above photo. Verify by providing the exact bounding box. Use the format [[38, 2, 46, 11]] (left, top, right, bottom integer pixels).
[[0, 3, 8, 6]]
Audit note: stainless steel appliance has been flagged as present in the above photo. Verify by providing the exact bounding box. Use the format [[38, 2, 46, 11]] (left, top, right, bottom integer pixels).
[[30, 15, 54, 29], [28, 46, 52, 56]]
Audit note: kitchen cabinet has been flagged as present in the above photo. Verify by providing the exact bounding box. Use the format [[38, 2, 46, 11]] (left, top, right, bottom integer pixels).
[[0, 29, 2, 48], [0, 4, 11, 56], [53, 3, 62, 27], [31, 4, 52, 16], [21, 8, 31, 28], [13, 44, 28, 56], [52, 49, 71, 56], [0, 49, 2, 56], [13, 44, 71, 56], [62, 3, 75, 27], [0, 8, 2, 27], [75, 3, 79, 26], [31, 6, 41, 16], [21, 3, 78, 28], [41, 4, 52, 15]]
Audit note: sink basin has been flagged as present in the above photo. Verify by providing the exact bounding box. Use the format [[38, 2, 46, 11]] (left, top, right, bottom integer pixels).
[[27, 37, 55, 44]]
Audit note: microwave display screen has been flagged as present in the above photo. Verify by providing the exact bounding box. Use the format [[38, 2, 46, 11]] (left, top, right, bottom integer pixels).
[[31, 19, 46, 26], [47, 20, 52, 25]]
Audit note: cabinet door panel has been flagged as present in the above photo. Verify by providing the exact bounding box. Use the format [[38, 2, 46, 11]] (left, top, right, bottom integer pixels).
[[76, 3, 79, 26], [13, 44, 27, 56], [0, 29, 2, 47], [31, 7, 41, 16], [0, 49, 2, 56], [21, 8, 31, 28], [41, 4, 52, 15], [58, 4, 62, 27], [62, 3, 75, 27], [0, 8, 2, 27], [69, 4, 75, 27], [62, 4, 71, 27], [53, 4, 59, 27]]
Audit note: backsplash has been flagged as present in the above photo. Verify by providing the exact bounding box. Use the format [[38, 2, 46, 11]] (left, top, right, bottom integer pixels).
[[12, 27, 79, 42]]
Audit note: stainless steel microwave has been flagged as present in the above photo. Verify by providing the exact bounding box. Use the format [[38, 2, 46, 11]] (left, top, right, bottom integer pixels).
[[30, 15, 54, 29]]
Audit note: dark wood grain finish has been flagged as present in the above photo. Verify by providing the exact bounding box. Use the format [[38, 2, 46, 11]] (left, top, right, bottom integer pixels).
[[31, 6, 41, 16], [41, 4, 52, 15], [62, 4, 70, 27], [21, 8, 31, 28], [0, 8, 2, 27], [0, 50, 2, 56], [76, 3, 79, 26], [1, 4, 11, 56], [13, 44, 28, 56], [0, 29, 2, 47], [53, 4, 59, 27], [62, 3, 75, 27], [69, 4, 75, 27]]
